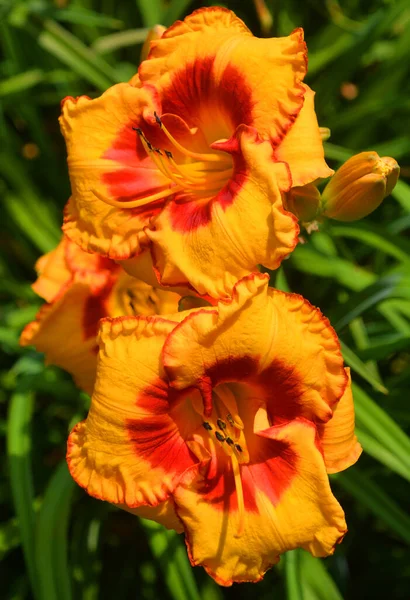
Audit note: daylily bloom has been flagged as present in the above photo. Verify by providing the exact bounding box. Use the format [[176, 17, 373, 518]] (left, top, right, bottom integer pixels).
[[20, 236, 180, 394], [67, 273, 361, 585], [60, 7, 332, 298]]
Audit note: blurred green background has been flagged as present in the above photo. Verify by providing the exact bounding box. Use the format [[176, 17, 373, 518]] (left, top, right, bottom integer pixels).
[[1, 0, 410, 598]]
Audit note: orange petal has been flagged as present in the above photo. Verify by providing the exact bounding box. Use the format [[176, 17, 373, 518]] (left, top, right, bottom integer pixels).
[[140, 7, 307, 146], [60, 85, 168, 259], [20, 276, 108, 394], [174, 418, 346, 585], [67, 316, 200, 507], [164, 273, 347, 423], [31, 237, 72, 302], [319, 368, 362, 473], [124, 500, 183, 533], [275, 85, 333, 186], [146, 127, 298, 297], [107, 268, 181, 317]]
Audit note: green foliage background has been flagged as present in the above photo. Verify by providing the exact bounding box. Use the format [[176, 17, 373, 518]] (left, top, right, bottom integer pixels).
[[1, 0, 410, 598]]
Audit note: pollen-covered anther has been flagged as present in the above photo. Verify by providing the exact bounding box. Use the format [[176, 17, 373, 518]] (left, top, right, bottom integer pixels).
[[215, 431, 226, 443]]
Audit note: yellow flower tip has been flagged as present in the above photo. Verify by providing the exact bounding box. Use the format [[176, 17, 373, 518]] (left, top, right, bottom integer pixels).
[[140, 24, 166, 63], [285, 182, 321, 223], [321, 151, 400, 222], [319, 127, 331, 141]]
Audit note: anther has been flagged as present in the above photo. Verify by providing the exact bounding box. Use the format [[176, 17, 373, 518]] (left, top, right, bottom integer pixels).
[[146, 141, 153, 151], [226, 437, 234, 446], [227, 414, 235, 427], [165, 150, 173, 159], [215, 431, 226, 443], [202, 422, 212, 431], [154, 111, 162, 128], [154, 148, 163, 155], [217, 419, 227, 430], [235, 444, 243, 452]]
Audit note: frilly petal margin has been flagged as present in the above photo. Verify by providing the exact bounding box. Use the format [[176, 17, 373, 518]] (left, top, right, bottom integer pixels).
[[20, 276, 107, 395], [163, 273, 347, 423], [60, 84, 166, 259], [67, 315, 199, 508], [174, 418, 346, 586], [146, 127, 299, 298], [140, 7, 307, 147]]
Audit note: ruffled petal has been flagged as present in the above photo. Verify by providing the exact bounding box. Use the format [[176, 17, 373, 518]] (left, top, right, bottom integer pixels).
[[174, 418, 346, 586], [163, 273, 347, 423], [275, 85, 333, 186], [146, 127, 298, 297], [31, 237, 72, 302], [125, 499, 183, 533], [319, 368, 362, 474], [20, 276, 108, 394], [140, 7, 307, 146], [67, 316, 200, 507], [60, 85, 168, 259]]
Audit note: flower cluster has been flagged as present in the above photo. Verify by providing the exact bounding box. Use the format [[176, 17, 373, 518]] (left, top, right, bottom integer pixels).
[[22, 6, 399, 586]]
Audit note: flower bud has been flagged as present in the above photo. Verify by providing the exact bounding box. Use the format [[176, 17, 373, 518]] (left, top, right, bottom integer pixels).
[[321, 151, 399, 222], [285, 183, 321, 223], [140, 25, 166, 63]]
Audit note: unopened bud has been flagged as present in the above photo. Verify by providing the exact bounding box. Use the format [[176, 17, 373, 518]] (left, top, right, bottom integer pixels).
[[321, 151, 399, 222], [140, 25, 166, 63], [285, 183, 321, 223]]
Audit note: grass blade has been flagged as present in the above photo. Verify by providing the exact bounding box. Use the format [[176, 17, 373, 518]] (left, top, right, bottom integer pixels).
[[333, 469, 410, 545], [7, 391, 39, 599], [353, 383, 410, 462], [141, 519, 201, 600], [284, 550, 304, 600], [35, 461, 76, 600]]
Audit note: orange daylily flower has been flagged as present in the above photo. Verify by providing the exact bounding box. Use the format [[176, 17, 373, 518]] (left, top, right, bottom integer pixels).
[[67, 273, 361, 585], [20, 236, 180, 394], [60, 7, 332, 297]]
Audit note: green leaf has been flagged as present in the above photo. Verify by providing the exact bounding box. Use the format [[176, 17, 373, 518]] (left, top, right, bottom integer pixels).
[[392, 179, 410, 213], [353, 382, 410, 466], [37, 20, 121, 90], [7, 391, 39, 599], [341, 342, 387, 394], [0, 518, 20, 560], [35, 461, 75, 600], [356, 428, 410, 482], [333, 468, 410, 545], [162, 0, 195, 26], [331, 274, 406, 331], [329, 222, 410, 268], [136, 0, 164, 28], [0, 69, 44, 97], [299, 551, 343, 600], [356, 335, 410, 361], [141, 519, 201, 600], [92, 28, 149, 54], [285, 550, 304, 600]]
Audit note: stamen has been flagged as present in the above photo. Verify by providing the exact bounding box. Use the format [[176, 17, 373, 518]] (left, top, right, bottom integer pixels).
[[91, 186, 181, 209], [215, 431, 226, 443], [202, 422, 213, 431], [235, 444, 243, 453], [226, 437, 234, 446], [153, 112, 227, 163], [217, 419, 227, 431], [231, 453, 245, 538]]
